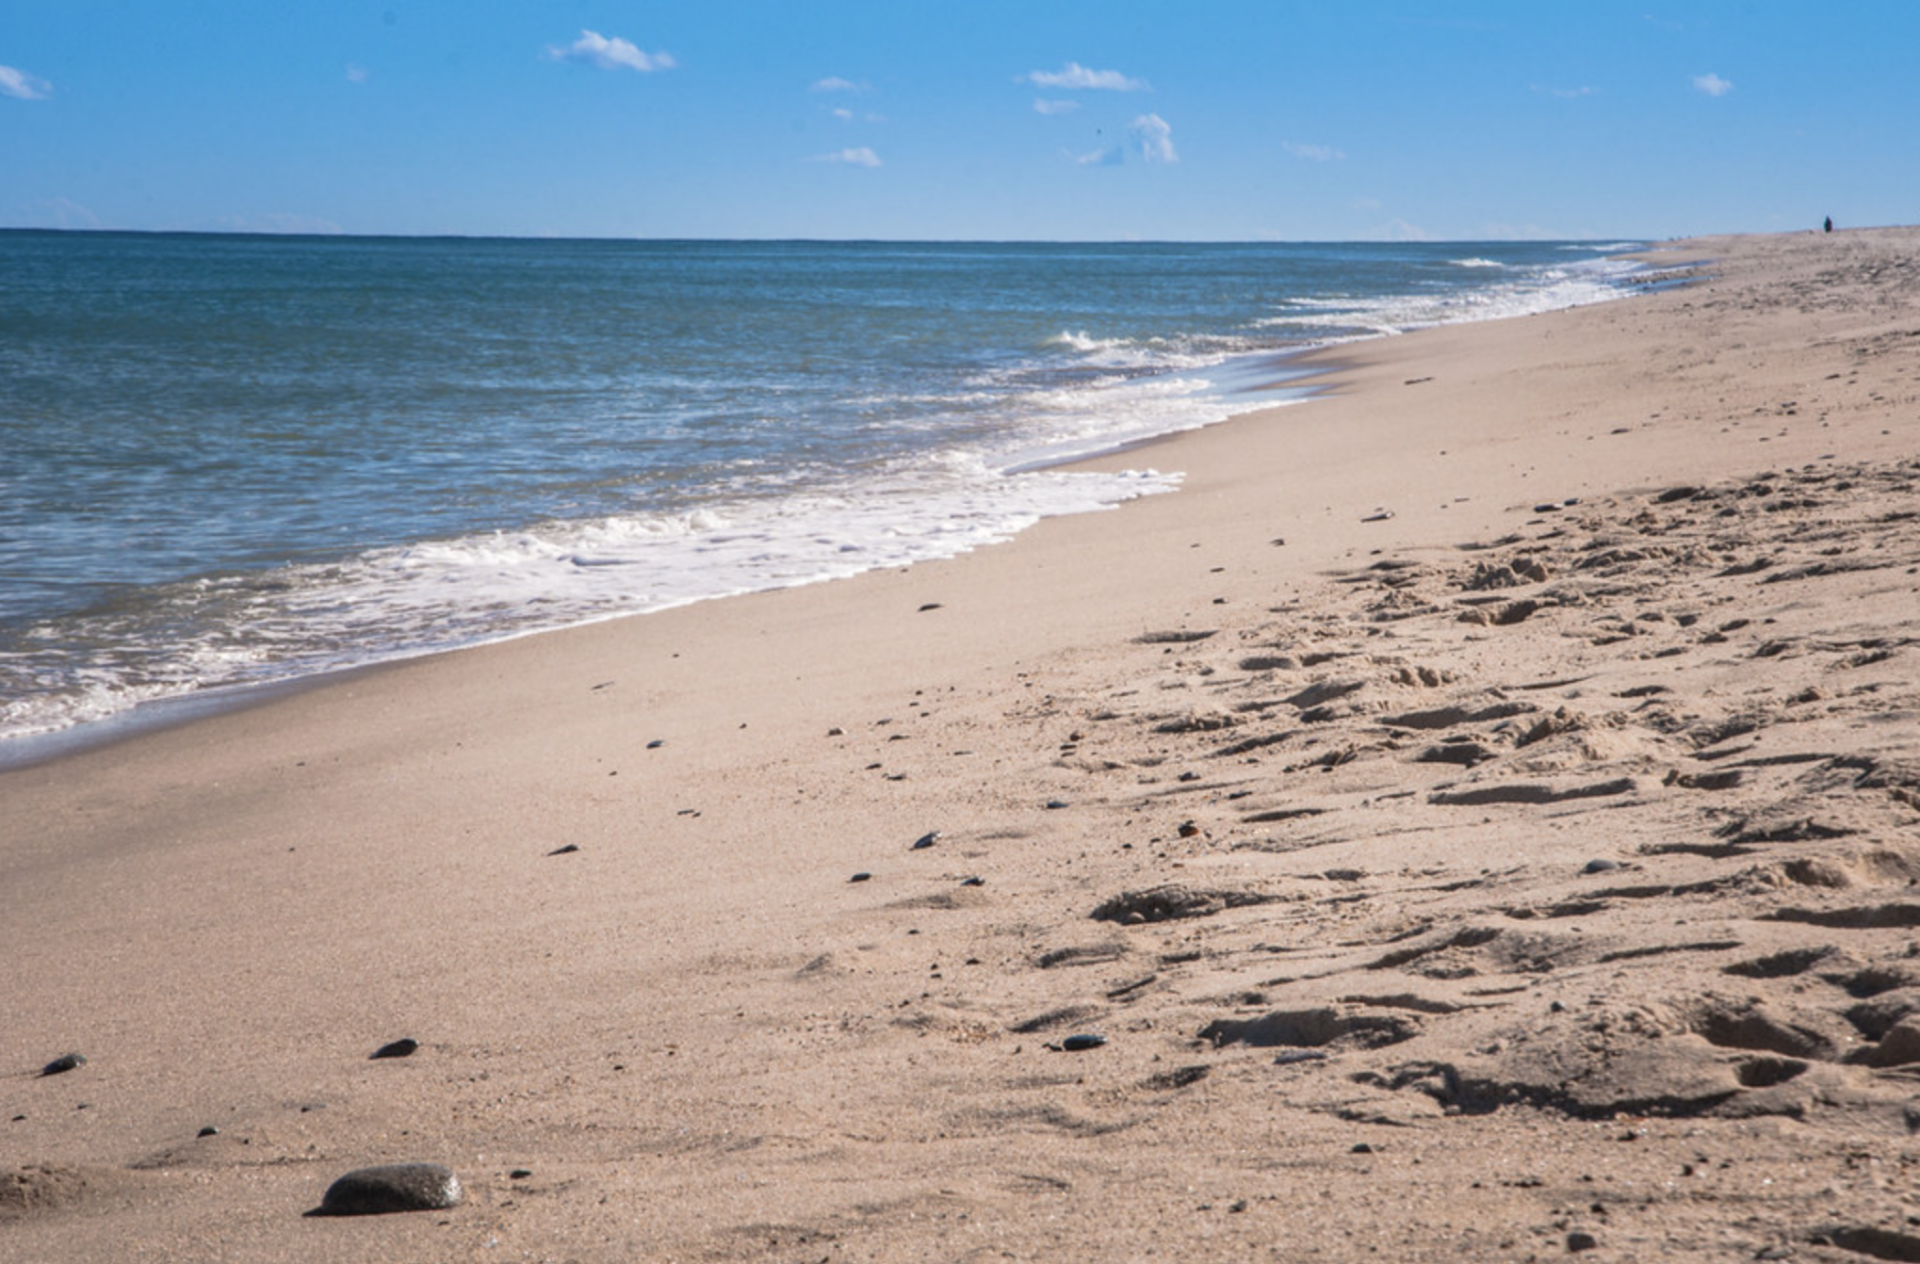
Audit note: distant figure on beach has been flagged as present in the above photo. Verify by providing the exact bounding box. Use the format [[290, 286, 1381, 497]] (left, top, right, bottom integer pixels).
[[1824, 216, 1833, 233]]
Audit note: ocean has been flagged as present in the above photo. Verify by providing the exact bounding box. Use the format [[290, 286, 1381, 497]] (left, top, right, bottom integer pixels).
[[0, 232, 1652, 762]]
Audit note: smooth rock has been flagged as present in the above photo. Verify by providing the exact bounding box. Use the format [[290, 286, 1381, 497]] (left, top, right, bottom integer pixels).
[[911, 831, 940, 850], [318, 1163, 463, 1216], [1059, 1033, 1107, 1052], [40, 1053, 85, 1077], [370, 1038, 419, 1060], [1581, 858, 1622, 874]]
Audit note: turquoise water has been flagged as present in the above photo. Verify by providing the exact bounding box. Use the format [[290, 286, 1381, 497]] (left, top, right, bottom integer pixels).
[[0, 232, 1648, 754]]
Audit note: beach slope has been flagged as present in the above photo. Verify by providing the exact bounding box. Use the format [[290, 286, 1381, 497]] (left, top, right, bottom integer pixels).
[[5, 227, 1920, 1262]]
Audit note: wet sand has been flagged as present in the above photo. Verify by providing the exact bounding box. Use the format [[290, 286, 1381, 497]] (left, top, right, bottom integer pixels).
[[5, 227, 1920, 1262]]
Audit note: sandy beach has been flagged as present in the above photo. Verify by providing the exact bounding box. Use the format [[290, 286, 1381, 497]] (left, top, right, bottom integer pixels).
[[6, 227, 1920, 1261]]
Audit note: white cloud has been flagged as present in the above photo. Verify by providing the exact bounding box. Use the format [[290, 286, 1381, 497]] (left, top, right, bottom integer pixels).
[[1033, 98, 1079, 115], [217, 212, 346, 236], [1531, 83, 1595, 98], [1371, 218, 1432, 242], [0, 64, 52, 101], [547, 30, 675, 73], [1026, 62, 1147, 91], [1073, 145, 1123, 167], [1131, 113, 1177, 163], [816, 147, 882, 167], [28, 196, 98, 229], [345, 63, 369, 84], [1692, 72, 1733, 97], [831, 107, 854, 121], [1283, 140, 1344, 162], [811, 76, 867, 93]]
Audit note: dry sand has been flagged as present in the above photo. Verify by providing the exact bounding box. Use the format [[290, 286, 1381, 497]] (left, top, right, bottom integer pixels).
[[5, 227, 1920, 1262]]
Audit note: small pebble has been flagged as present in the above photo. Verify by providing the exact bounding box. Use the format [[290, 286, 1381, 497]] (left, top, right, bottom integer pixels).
[[1351, 1142, 1376, 1154], [197, 1126, 219, 1138], [1567, 1230, 1599, 1253], [959, 876, 985, 887], [1581, 858, 1621, 874], [646, 739, 664, 749], [40, 1052, 85, 1077], [1059, 1033, 1107, 1052], [911, 831, 940, 850], [509, 1168, 533, 1180], [849, 872, 872, 883], [370, 1038, 420, 1060], [318, 1163, 463, 1216], [1044, 799, 1069, 810], [547, 843, 579, 856]]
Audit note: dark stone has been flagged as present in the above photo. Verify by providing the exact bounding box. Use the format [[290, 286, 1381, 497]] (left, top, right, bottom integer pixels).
[[1059, 1034, 1107, 1052], [1567, 1230, 1599, 1252], [39, 1053, 85, 1077], [547, 843, 579, 855], [317, 1163, 463, 1216], [911, 831, 940, 850], [370, 1038, 419, 1060], [1582, 859, 1622, 874], [509, 1168, 532, 1180], [959, 876, 985, 887], [849, 872, 872, 883], [197, 1126, 219, 1138], [1045, 799, 1070, 810]]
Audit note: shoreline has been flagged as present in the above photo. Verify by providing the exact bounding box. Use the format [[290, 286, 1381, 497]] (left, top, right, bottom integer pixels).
[[0, 251, 1636, 773], [7, 227, 1920, 1262]]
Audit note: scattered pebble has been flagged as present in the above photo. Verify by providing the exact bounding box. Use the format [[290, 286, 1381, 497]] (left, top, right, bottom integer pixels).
[[197, 1126, 219, 1138], [40, 1053, 85, 1077], [1044, 799, 1069, 810], [1058, 1034, 1107, 1052], [1273, 1050, 1330, 1066], [826, 726, 845, 736], [370, 1038, 420, 1060], [509, 1168, 533, 1180], [959, 876, 985, 887], [1567, 1230, 1599, 1253], [646, 739, 664, 749], [547, 843, 580, 856], [318, 1163, 463, 1216], [849, 872, 872, 883], [1581, 858, 1622, 874], [917, 602, 943, 612], [1362, 510, 1395, 522], [912, 830, 940, 850]]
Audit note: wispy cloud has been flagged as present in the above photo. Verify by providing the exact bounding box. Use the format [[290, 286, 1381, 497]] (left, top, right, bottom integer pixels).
[[1531, 83, 1595, 99], [1131, 113, 1177, 163], [1025, 62, 1147, 91], [1283, 140, 1344, 162], [1371, 218, 1432, 242], [547, 30, 676, 73], [811, 76, 868, 93], [345, 63, 370, 84], [1692, 72, 1733, 97], [816, 147, 882, 168], [1073, 144, 1124, 167], [1033, 98, 1079, 115], [217, 212, 346, 236], [0, 64, 52, 101]]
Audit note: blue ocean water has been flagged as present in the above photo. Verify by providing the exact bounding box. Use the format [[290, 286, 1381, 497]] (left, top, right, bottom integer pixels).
[[0, 232, 1650, 757]]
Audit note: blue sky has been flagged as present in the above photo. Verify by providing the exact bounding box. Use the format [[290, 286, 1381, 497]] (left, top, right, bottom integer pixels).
[[3, 2, 1915, 241]]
